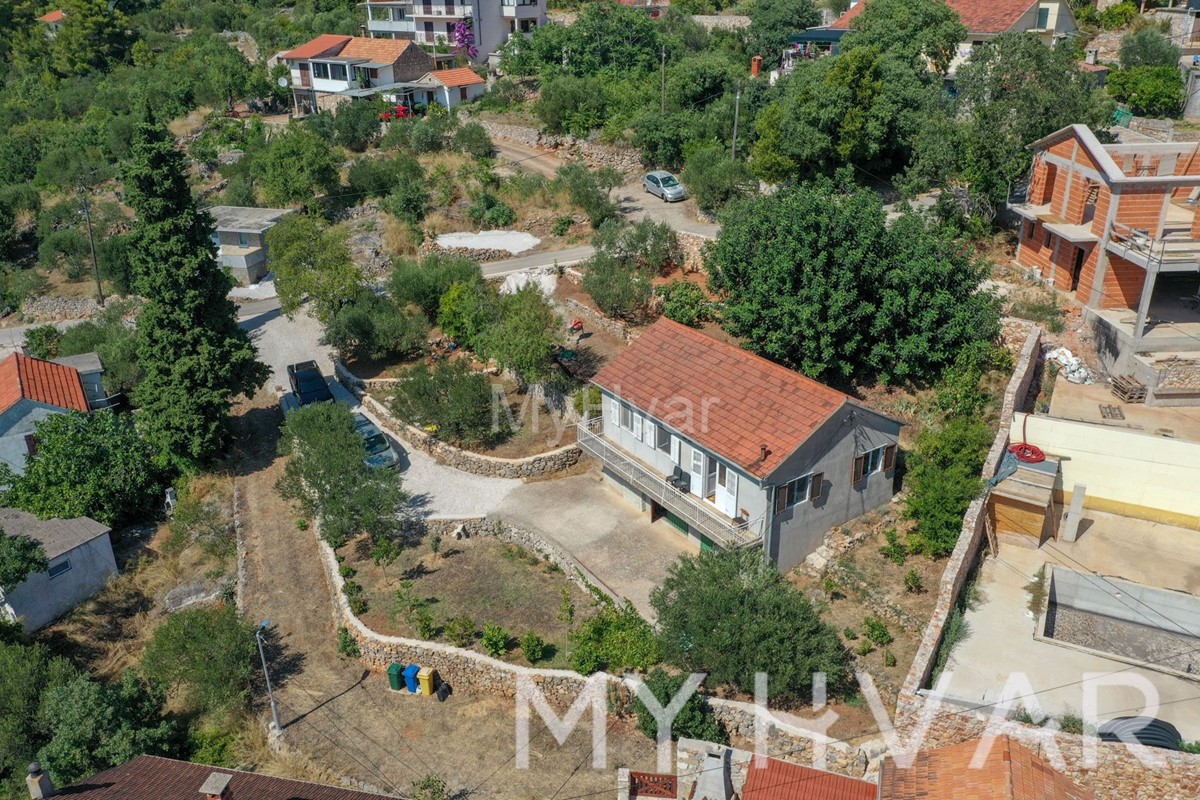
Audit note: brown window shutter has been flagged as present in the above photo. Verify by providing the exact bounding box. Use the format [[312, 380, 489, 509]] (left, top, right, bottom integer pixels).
[[809, 472, 824, 501], [883, 444, 896, 472], [852, 455, 865, 484], [774, 487, 787, 515]]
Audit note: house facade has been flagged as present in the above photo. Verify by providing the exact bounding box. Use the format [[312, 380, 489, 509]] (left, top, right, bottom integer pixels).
[[208, 206, 293, 285], [819, 0, 1076, 74], [581, 319, 901, 571], [0, 508, 117, 632], [1010, 124, 1200, 404], [0, 353, 90, 476], [362, 0, 545, 63], [282, 34, 437, 115]]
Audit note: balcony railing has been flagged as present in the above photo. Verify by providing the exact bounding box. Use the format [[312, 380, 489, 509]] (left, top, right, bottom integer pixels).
[[576, 421, 762, 551], [1108, 221, 1200, 274]]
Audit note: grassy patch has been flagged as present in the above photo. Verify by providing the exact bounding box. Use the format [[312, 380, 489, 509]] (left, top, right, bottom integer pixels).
[[1025, 564, 1048, 617], [1008, 289, 1065, 333]]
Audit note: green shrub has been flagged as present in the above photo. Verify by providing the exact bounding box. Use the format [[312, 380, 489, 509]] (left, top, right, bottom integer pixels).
[[390, 254, 481, 319], [1099, 1, 1137, 30], [347, 154, 424, 199], [141, 605, 256, 717], [906, 416, 992, 557], [656, 280, 711, 327], [383, 180, 431, 225], [681, 144, 755, 213], [569, 600, 660, 674], [581, 252, 651, 321], [520, 631, 546, 664], [593, 218, 683, 277], [855, 640, 873, 656], [445, 616, 476, 648], [342, 579, 363, 598], [348, 595, 369, 615], [537, 75, 608, 136], [552, 215, 574, 236], [1108, 66, 1185, 118], [467, 192, 516, 227], [437, 280, 499, 350], [391, 360, 496, 446], [334, 99, 383, 151], [904, 568, 924, 594], [863, 616, 893, 646], [842, 626, 858, 640], [883, 649, 897, 668], [481, 622, 510, 657], [339, 564, 358, 580], [454, 122, 494, 158], [555, 163, 621, 227], [24, 324, 62, 359], [1058, 711, 1085, 735], [410, 117, 453, 154], [879, 529, 907, 566], [414, 608, 437, 639], [188, 726, 238, 766], [337, 626, 361, 657], [632, 668, 727, 744]]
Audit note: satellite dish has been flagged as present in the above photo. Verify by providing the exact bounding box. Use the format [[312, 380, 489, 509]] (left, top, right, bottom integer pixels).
[[278, 76, 289, 88]]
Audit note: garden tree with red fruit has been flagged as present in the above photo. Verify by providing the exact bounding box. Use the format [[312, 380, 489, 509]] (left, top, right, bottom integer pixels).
[[122, 114, 269, 471]]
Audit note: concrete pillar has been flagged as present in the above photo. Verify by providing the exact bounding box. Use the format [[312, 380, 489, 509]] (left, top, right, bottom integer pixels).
[[1061, 484, 1087, 543]]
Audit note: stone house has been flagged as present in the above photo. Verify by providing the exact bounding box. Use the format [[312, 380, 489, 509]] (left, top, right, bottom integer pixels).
[[581, 318, 901, 571], [0, 507, 117, 632], [208, 206, 293, 285]]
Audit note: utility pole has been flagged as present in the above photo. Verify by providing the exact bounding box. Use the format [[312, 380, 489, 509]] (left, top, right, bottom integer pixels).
[[256, 620, 282, 733], [660, 46, 667, 114], [79, 192, 105, 307], [731, 84, 742, 160]]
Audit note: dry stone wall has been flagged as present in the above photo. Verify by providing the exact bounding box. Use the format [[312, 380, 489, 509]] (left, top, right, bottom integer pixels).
[[472, 119, 643, 176]]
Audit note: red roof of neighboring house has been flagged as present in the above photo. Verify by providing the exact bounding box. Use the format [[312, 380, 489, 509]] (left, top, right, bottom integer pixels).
[[880, 736, 1096, 800], [37, 9, 65, 22], [830, 0, 1042, 34], [741, 756, 876, 800], [62, 755, 390, 800], [428, 67, 486, 88], [282, 34, 414, 63], [0, 353, 88, 416], [591, 318, 870, 479]]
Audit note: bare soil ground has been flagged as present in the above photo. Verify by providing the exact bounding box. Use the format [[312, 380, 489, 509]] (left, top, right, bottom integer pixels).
[[343, 534, 594, 669], [234, 392, 659, 798]]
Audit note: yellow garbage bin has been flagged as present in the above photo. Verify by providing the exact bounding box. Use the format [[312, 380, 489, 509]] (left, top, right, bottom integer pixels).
[[417, 667, 436, 696]]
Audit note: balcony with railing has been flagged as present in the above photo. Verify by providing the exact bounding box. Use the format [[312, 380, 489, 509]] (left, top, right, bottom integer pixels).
[[576, 421, 762, 551], [1107, 218, 1200, 274]]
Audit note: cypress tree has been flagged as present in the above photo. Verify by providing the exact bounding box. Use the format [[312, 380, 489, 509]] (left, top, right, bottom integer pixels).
[[122, 116, 269, 471]]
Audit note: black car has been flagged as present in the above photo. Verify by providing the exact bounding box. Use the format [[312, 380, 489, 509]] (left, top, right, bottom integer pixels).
[[286, 361, 333, 406]]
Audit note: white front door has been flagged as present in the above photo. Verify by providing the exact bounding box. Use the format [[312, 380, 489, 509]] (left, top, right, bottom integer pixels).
[[716, 465, 738, 519], [689, 449, 704, 497]]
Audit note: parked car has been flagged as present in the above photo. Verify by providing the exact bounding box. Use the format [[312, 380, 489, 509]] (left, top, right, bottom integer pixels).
[[1097, 717, 1183, 751], [353, 412, 401, 470], [643, 170, 687, 202], [286, 361, 333, 406]]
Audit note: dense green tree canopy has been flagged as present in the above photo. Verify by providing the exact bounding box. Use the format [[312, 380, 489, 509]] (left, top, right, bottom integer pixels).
[[257, 127, 340, 205], [0, 641, 78, 793], [479, 285, 562, 385], [651, 548, 849, 701], [747, 0, 820, 69], [707, 176, 999, 385], [1119, 27, 1181, 70], [141, 604, 257, 718], [267, 213, 365, 323], [0, 533, 47, 592], [1, 411, 162, 528], [840, 0, 966, 75], [122, 117, 269, 471]]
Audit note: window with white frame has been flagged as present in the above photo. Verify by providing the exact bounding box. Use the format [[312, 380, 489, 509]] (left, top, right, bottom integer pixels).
[[774, 472, 823, 514], [852, 444, 896, 484], [620, 403, 633, 431], [312, 62, 330, 79], [329, 63, 348, 81]]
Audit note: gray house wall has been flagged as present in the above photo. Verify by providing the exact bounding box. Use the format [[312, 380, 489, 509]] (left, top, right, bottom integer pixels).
[[0, 399, 67, 476], [598, 391, 899, 570], [767, 404, 900, 571], [0, 533, 118, 631]]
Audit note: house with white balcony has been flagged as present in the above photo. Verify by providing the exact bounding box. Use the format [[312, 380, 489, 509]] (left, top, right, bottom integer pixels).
[[581, 319, 902, 571], [362, 0, 544, 64], [282, 34, 438, 115]]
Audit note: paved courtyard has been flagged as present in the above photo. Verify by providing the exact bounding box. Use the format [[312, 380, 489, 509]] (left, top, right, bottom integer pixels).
[[941, 510, 1200, 739], [495, 471, 699, 618]]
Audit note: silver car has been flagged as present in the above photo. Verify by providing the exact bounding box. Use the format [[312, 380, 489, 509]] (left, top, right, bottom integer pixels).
[[353, 412, 402, 470], [643, 170, 687, 202]]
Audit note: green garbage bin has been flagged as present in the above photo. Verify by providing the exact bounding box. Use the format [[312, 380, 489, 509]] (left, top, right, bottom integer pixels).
[[387, 663, 404, 692]]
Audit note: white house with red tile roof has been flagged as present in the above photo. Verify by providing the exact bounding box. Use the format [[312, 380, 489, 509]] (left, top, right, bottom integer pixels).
[[582, 319, 900, 570], [36, 8, 66, 35], [362, 0, 546, 63], [0, 353, 90, 477], [281, 33, 487, 114]]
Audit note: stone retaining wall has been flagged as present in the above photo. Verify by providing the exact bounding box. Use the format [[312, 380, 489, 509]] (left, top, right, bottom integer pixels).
[[560, 293, 638, 344], [334, 359, 583, 479], [897, 325, 1042, 706], [473, 119, 643, 176]]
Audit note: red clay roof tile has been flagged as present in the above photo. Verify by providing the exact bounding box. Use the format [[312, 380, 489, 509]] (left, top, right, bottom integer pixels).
[[281, 34, 354, 60], [428, 66, 486, 87], [591, 319, 855, 478], [741, 756, 877, 800], [880, 736, 1096, 800], [0, 353, 88, 416], [38, 9, 65, 22], [830, 0, 1041, 33], [62, 755, 388, 800]]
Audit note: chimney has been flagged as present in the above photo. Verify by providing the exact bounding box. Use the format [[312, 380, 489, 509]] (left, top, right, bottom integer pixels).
[[26, 763, 53, 800], [759, 443, 768, 462], [199, 772, 233, 800], [1085, 48, 1098, 65], [750, 55, 763, 77]]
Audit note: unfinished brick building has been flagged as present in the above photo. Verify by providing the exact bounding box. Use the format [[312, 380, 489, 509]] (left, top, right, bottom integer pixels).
[[1011, 124, 1200, 404]]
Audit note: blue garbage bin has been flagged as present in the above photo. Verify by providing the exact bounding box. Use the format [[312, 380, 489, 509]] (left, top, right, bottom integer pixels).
[[403, 664, 421, 693]]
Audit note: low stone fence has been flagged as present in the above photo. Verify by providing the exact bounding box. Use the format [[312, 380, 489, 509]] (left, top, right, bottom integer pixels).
[[473, 119, 643, 176], [897, 325, 1042, 705], [334, 359, 584, 479], [559, 292, 638, 344]]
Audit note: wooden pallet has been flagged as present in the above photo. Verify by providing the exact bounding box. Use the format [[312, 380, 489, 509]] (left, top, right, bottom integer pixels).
[[1111, 374, 1147, 404]]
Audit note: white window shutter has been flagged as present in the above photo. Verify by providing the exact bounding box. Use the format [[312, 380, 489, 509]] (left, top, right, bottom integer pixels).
[[670, 436, 681, 463], [609, 396, 619, 425], [728, 471, 738, 498], [632, 414, 642, 440]]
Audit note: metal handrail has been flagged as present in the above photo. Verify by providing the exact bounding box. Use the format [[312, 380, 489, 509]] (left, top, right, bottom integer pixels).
[[576, 422, 761, 550]]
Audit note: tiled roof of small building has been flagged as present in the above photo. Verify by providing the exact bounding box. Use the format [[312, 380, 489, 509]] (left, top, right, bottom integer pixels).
[[0, 353, 89, 416]]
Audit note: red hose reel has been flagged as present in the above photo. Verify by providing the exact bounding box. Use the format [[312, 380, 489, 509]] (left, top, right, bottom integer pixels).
[[1008, 442, 1045, 463]]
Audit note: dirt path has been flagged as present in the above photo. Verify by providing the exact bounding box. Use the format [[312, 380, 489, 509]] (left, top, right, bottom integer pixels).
[[233, 394, 656, 799]]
